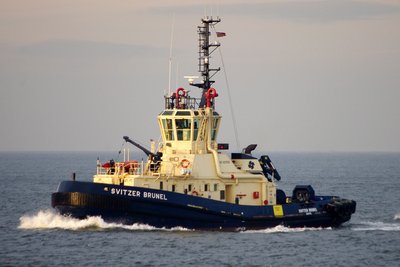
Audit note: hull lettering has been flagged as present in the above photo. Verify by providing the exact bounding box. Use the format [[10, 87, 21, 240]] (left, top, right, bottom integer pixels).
[[111, 188, 167, 200]]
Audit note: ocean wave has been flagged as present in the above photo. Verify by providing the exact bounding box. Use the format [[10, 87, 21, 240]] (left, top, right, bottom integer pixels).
[[18, 210, 190, 232], [242, 225, 332, 234], [394, 213, 400, 220], [352, 221, 400, 231]]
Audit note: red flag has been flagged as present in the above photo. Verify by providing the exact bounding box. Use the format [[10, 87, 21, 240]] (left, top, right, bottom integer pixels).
[[216, 32, 226, 37]]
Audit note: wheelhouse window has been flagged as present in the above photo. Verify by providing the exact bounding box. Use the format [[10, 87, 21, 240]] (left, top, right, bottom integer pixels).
[[176, 111, 191, 116], [162, 119, 174, 141], [211, 117, 220, 141], [193, 118, 200, 141], [175, 119, 191, 141]]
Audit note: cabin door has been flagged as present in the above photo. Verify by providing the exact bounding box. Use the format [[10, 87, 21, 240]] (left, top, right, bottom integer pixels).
[[225, 185, 235, 204]]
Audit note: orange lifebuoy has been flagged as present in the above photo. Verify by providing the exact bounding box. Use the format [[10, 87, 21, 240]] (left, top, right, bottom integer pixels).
[[180, 159, 190, 168], [176, 87, 186, 97], [192, 191, 199, 196], [205, 87, 218, 108], [176, 88, 186, 109]]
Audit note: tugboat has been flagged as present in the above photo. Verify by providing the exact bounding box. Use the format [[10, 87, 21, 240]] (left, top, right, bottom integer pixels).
[[52, 17, 356, 231]]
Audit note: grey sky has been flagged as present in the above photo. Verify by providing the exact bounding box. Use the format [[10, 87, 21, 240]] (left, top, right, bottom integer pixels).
[[1, 0, 399, 152]]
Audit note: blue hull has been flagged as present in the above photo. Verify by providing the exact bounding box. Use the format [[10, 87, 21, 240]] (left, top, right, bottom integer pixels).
[[52, 181, 356, 231]]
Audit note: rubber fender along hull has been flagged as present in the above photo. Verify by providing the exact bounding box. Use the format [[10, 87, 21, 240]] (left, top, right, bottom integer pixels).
[[52, 181, 356, 231], [325, 198, 357, 226]]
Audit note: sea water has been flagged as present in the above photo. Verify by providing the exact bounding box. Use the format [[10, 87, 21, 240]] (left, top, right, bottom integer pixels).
[[1, 152, 399, 266]]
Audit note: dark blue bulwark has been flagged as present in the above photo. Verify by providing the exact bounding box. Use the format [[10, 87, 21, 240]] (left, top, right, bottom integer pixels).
[[52, 181, 355, 230]]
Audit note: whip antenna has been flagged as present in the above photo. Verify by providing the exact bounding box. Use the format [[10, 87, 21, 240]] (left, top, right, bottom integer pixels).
[[211, 25, 241, 150], [167, 14, 175, 96]]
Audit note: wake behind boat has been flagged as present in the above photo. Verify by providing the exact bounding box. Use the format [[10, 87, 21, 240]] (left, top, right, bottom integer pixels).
[[52, 17, 356, 231]]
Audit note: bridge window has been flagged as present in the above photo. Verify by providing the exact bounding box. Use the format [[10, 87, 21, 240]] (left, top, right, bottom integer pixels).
[[175, 111, 191, 116], [193, 118, 200, 141], [162, 111, 173, 115], [176, 119, 191, 141], [211, 118, 220, 141], [162, 119, 174, 141]]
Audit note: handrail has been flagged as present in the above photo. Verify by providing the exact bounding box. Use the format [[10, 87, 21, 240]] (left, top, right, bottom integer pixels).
[[207, 142, 235, 180], [97, 161, 142, 176], [164, 95, 215, 110]]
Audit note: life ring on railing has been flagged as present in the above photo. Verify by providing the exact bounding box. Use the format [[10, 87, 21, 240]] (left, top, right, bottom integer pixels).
[[176, 87, 186, 97], [176, 88, 186, 109], [180, 159, 190, 168], [205, 87, 218, 108], [192, 191, 199, 196]]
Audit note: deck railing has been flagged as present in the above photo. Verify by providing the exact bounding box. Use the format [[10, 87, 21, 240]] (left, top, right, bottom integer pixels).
[[96, 160, 179, 177], [97, 161, 143, 176], [164, 95, 215, 110]]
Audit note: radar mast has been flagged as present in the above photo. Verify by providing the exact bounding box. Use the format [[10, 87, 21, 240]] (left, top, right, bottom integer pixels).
[[191, 17, 221, 107]]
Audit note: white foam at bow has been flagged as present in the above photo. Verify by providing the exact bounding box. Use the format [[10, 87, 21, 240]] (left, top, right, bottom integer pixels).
[[394, 213, 400, 220], [18, 210, 190, 231]]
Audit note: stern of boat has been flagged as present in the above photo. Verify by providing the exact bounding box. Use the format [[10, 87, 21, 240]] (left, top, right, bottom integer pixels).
[[324, 198, 357, 226]]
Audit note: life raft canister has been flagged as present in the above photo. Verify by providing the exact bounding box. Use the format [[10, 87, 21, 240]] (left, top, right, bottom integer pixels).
[[180, 159, 190, 168]]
